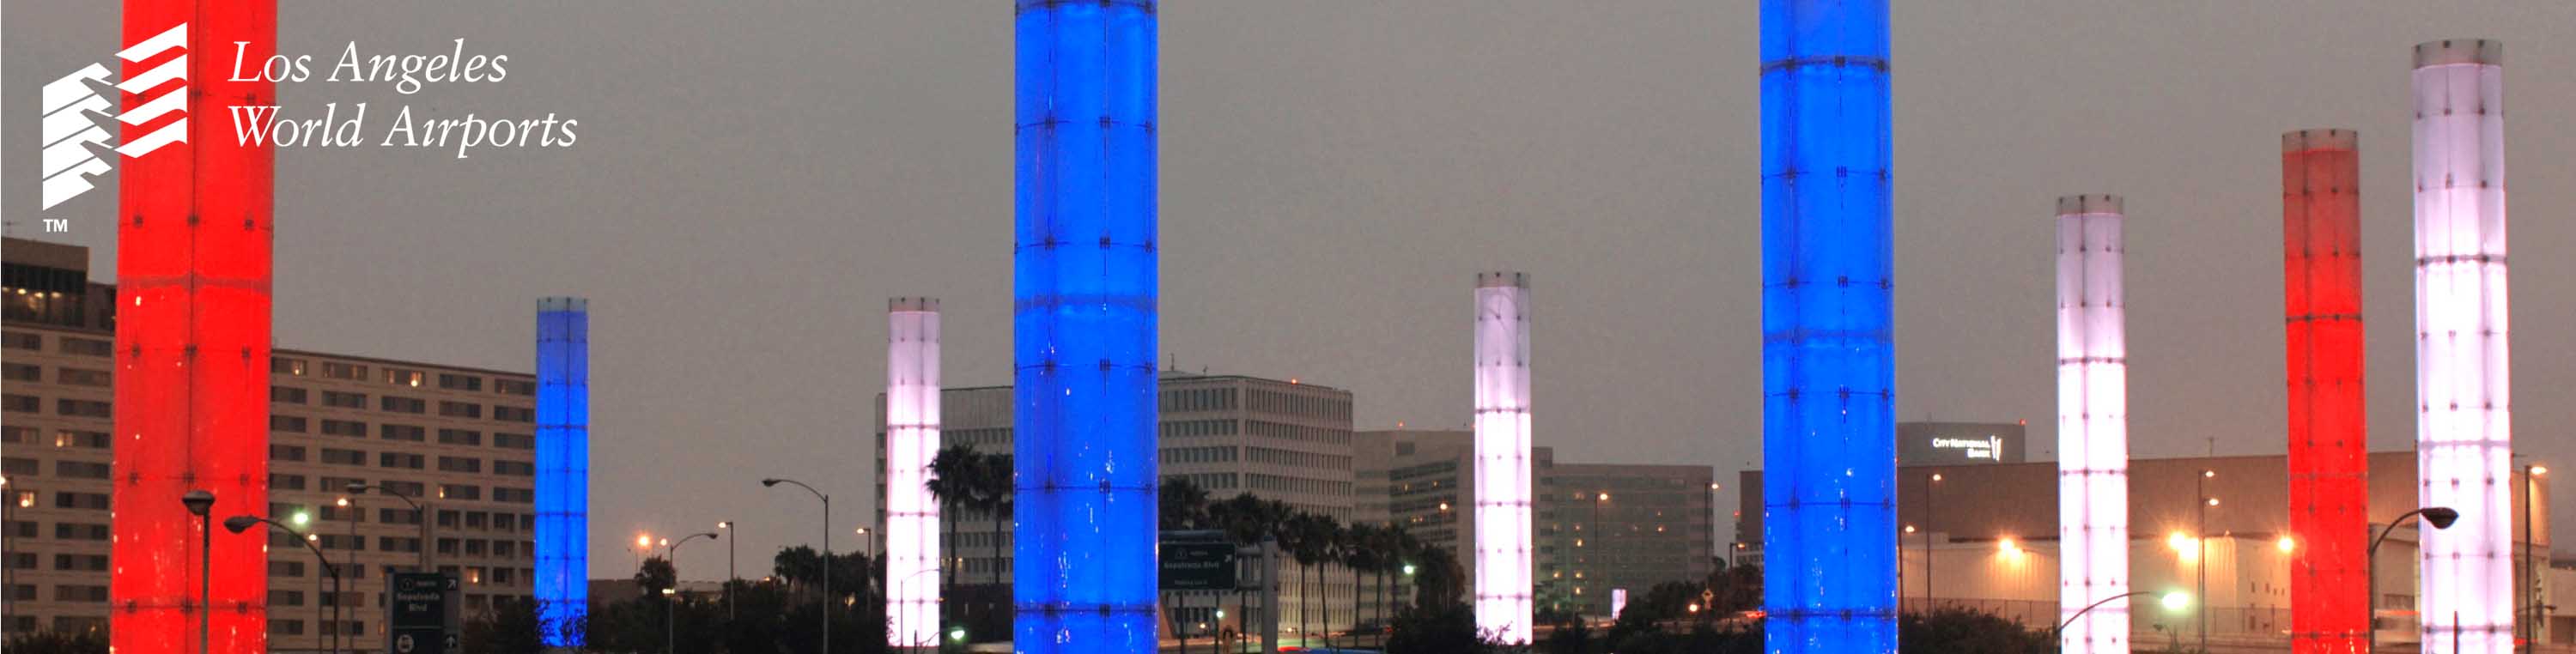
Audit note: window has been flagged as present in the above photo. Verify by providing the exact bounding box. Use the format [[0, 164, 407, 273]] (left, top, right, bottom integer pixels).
[[52, 554, 108, 572], [54, 523, 110, 540], [321, 420, 368, 437], [269, 590, 307, 607], [320, 361, 366, 380], [9, 492, 33, 510], [270, 560, 307, 577], [465, 512, 488, 529], [384, 368, 425, 387], [3, 332, 39, 350], [3, 364, 38, 381], [322, 391, 366, 409], [493, 487, 533, 503], [438, 429, 483, 445], [55, 585, 109, 602], [380, 396, 426, 414], [274, 357, 308, 376], [494, 460, 535, 476], [378, 508, 422, 525], [380, 452, 425, 469], [379, 424, 426, 442], [3, 522, 34, 538], [54, 461, 110, 480], [441, 485, 482, 501], [438, 457, 483, 473], [59, 337, 112, 356], [271, 415, 310, 433], [54, 493, 110, 511], [322, 448, 367, 466], [3, 395, 38, 413], [494, 433, 535, 450], [3, 553, 32, 570], [52, 430, 109, 449], [55, 399, 110, 418], [438, 373, 483, 391], [2, 457, 35, 475], [0, 426, 28, 443], [492, 405, 534, 422], [273, 385, 308, 403], [271, 444, 309, 461], [57, 367, 109, 386], [496, 379, 535, 396], [438, 401, 482, 419], [272, 474, 308, 491], [319, 477, 368, 493], [382, 481, 427, 497]]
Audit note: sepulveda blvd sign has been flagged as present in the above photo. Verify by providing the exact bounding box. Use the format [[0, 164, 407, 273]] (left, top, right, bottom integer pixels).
[[1159, 530, 1236, 590], [387, 572, 459, 654]]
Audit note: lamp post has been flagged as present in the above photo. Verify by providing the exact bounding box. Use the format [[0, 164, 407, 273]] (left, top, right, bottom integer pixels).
[[2368, 506, 2462, 653], [2524, 464, 2546, 651], [2197, 469, 2214, 654], [1927, 472, 1941, 613], [719, 521, 738, 621], [764, 477, 831, 654], [337, 493, 360, 641], [665, 531, 720, 654], [1591, 492, 1608, 615], [897, 566, 941, 651], [229, 514, 342, 654], [181, 490, 215, 654], [2055, 590, 2187, 646], [346, 482, 430, 571]]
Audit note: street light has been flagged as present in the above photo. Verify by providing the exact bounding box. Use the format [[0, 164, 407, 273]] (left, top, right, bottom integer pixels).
[[2195, 469, 2215, 654], [665, 531, 720, 654], [2525, 463, 2549, 650], [181, 490, 215, 654], [1925, 472, 1943, 613], [718, 521, 738, 621], [763, 477, 832, 654], [2055, 590, 2187, 647], [2367, 506, 2461, 653], [346, 482, 430, 570], [228, 514, 341, 654]]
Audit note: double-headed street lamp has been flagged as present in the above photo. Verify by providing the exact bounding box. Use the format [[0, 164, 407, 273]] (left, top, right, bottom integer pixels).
[[665, 531, 720, 654], [762, 477, 831, 654], [227, 514, 343, 654], [2367, 506, 2462, 653]]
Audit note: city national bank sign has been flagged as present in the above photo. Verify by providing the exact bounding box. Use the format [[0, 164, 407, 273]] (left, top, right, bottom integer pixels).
[[1929, 435, 2006, 462]]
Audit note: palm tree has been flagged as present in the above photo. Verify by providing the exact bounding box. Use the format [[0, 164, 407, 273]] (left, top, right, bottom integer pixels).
[[1345, 523, 1382, 647], [927, 445, 980, 589], [975, 451, 1013, 590], [1160, 477, 1211, 530]]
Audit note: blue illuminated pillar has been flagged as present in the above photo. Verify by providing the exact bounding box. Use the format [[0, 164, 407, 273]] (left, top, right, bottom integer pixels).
[[1759, 1, 1896, 652], [534, 297, 591, 647], [1014, 1, 1158, 652]]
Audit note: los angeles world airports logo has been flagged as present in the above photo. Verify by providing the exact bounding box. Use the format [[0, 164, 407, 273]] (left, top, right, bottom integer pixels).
[[40, 23, 191, 211]]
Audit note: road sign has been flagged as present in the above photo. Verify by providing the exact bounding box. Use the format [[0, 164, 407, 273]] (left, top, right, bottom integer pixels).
[[387, 572, 459, 654], [1159, 536, 1237, 590]]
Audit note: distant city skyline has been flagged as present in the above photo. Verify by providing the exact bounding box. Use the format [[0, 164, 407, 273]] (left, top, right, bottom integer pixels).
[[6, 2, 2573, 580]]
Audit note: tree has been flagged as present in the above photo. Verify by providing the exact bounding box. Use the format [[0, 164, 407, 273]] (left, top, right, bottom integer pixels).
[[1, 631, 106, 654], [1160, 476, 1211, 530], [1384, 602, 1495, 654], [461, 596, 549, 654], [927, 445, 981, 590], [1899, 607, 2050, 654], [635, 555, 677, 596]]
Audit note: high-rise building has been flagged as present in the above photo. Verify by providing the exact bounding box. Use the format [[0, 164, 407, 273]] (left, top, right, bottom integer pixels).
[[1537, 463, 1716, 618], [874, 372, 1358, 639], [3, 239, 544, 652]]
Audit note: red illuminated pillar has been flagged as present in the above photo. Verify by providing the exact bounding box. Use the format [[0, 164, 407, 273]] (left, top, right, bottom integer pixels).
[[2281, 129, 2365, 653], [111, 1, 275, 652]]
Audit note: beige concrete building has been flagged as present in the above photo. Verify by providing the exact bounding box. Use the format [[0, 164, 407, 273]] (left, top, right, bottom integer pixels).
[[3, 238, 541, 653], [1736, 453, 2555, 649]]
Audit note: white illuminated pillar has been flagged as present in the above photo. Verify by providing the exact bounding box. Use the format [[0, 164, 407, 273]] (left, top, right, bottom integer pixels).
[[2056, 195, 2129, 653], [2413, 39, 2511, 654], [1473, 272, 1534, 645], [886, 297, 942, 650]]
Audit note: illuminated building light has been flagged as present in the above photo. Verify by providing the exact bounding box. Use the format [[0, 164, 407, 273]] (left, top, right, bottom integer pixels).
[[535, 297, 591, 646], [2413, 39, 2512, 653], [887, 297, 943, 648], [1760, 2, 1898, 651], [2057, 194, 2129, 653], [1473, 272, 1535, 645], [2277, 536, 2298, 554], [2281, 127, 2368, 654], [1014, 1, 1159, 651], [110, 3, 274, 651]]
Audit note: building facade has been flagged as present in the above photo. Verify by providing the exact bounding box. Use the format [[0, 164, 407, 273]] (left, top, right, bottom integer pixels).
[[1538, 463, 1716, 618], [1898, 421, 2028, 465], [2, 239, 541, 652]]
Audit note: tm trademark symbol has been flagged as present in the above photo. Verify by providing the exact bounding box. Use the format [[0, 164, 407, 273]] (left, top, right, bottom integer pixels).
[[43, 219, 69, 233]]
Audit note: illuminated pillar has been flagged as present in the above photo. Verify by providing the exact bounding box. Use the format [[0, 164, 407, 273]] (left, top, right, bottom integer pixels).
[[1760, 1, 1896, 651], [2282, 130, 2367, 653], [2057, 194, 2129, 654], [534, 297, 591, 646], [1473, 272, 1534, 645], [887, 297, 943, 649], [2413, 39, 2510, 654], [1014, 1, 1158, 651], [111, 2, 273, 651]]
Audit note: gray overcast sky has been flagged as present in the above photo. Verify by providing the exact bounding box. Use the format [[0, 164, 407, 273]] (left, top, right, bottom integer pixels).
[[6, 1, 2573, 578]]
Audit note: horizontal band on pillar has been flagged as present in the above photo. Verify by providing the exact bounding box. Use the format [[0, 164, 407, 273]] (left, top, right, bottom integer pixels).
[[2414, 39, 2502, 68], [1759, 55, 1890, 73]]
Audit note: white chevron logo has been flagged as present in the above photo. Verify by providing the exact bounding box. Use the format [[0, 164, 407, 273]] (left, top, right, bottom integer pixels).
[[39, 23, 189, 210]]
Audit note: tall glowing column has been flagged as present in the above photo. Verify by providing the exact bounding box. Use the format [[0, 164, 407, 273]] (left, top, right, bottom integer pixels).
[[1473, 272, 1535, 644], [2057, 194, 2129, 654], [1014, 1, 1159, 651], [1759, 1, 1897, 651], [534, 297, 591, 646], [887, 297, 943, 649], [110, 2, 274, 651], [2412, 39, 2511, 654], [2282, 130, 2367, 653]]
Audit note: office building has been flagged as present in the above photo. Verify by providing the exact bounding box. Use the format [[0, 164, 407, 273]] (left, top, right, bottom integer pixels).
[[3, 238, 542, 652], [1898, 421, 2028, 465]]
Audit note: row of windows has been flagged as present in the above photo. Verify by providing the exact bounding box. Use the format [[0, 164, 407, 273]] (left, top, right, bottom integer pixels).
[[0, 332, 111, 356], [272, 356, 533, 396], [1158, 419, 1237, 439], [1, 395, 111, 417], [1, 364, 107, 387], [1166, 473, 1238, 491], [1161, 387, 1238, 413], [272, 415, 536, 451], [1245, 473, 1352, 498], [1247, 420, 1352, 446], [944, 427, 1010, 447], [1162, 445, 1237, 464], [1246, 446, 1351, 470], [0, 427, 112, 449], [0, 553, 106, 572], [1247, 388, 1352, 421]]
